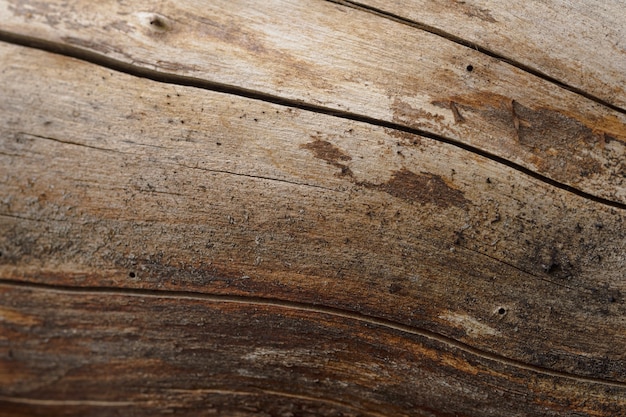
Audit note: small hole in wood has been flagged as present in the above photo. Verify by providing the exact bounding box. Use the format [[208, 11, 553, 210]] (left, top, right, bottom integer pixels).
[[129, 272, 136, 278], [150, 17, 166, 29], [466, 64, 474, 72]]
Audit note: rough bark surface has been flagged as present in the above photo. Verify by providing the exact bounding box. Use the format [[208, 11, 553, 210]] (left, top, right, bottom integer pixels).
[[0, 1, 625, 416]]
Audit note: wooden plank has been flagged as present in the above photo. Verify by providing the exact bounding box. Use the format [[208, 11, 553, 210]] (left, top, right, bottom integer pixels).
[[1, 40, 625, 398], [0, 0, 625, 204], [1, 284, 625, 416], [345, 0, 626, 110]]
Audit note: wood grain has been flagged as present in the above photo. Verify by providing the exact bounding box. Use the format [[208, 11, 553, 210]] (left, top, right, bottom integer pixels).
[[344, 0, 626, 110], [0, 0, 625, 204], [2, 284, 625, 417], [0, 40, 625, 407], [0, 1, 625, 415]]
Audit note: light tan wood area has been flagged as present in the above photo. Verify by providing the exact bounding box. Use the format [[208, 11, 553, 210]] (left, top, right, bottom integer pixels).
[[0, 0, 625, 203], [0, 1, 625, 416], [346, 0, 626, 109]]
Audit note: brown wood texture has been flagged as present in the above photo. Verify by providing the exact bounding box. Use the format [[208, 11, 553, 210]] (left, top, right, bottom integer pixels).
[[343, 0, 626, 109], [0, 0, 625, 203], [0, 1, 625, 416], [1, 284, 624, 417]]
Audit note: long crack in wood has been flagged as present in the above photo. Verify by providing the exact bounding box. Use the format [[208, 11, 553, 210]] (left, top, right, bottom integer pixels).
[[0, 30, 623, 210]]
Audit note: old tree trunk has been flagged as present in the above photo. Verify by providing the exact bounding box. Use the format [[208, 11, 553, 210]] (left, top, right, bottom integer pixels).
[[1, 1, 625, 416]]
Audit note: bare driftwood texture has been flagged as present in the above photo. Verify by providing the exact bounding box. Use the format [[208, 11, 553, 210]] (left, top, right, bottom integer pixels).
[[0, 0, 625, 202], [343, 0, 626, 109], [0, 1, 625, 416]]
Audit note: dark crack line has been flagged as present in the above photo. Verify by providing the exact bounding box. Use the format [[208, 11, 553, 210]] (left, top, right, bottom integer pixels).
[[19, 132, 129, 155], [459, 244, 581, 293], [140, 189, 184, 197], [328, 0, 626, 116], [16, 131, 337, 192], [0, 213, 49, 223], [174, 162, 338, 192], [121, 140, 168, 149], [0, 30, 624, 210], [0, 278, 624, 389]]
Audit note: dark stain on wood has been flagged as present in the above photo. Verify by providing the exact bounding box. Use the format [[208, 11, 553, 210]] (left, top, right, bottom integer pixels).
[[370, 168, 468, 209], [533, 244, 577, 281], [302, 138, 351, 164], [430, 99, 469, 126], [449, 101, 465, 123], [512, 100, 604, 179], [385, 128, 422, 146], [301, 138, 353, 177], [391, 98, 446, 127], [301, 140, 466, 208], [444, 93, 612, 183]]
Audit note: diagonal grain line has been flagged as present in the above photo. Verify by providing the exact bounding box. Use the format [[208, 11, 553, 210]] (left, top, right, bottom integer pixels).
[[173, 163, 338, 192], [16, 131, 337, 192], [329, 0, 626, 116], [167, 388, 387, 417], [0, 278, 625, 389], [0, 396, 136, 407], [458, 244, 581, 293], [0, 389, 384, 416], [0, 213, 49, 223], [18, 132, 130, 155], [0, 30, 624, 210]]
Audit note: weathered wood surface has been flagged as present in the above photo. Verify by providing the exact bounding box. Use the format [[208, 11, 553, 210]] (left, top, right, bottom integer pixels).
[[344, 0, 626, 110], [0, 1, 625, 416], [2, 284, 624, 417], [0, 0, 625, 204]]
